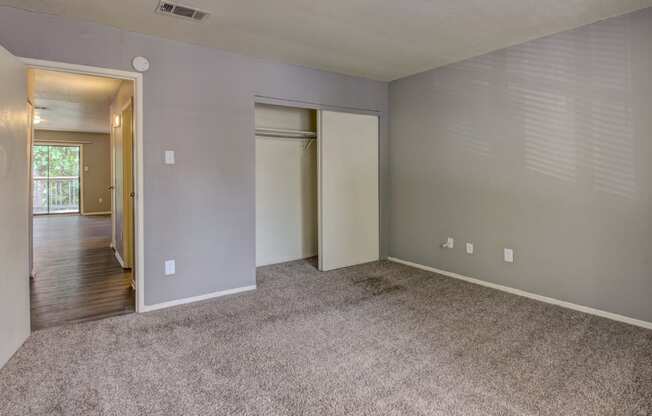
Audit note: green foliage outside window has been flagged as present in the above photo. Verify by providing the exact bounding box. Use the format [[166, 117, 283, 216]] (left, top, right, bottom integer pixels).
[[32, 145, 80, 178], [32, 145, 80, 214]]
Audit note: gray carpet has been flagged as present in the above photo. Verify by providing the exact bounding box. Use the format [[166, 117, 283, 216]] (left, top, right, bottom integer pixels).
[[1, 259, 651, 415]]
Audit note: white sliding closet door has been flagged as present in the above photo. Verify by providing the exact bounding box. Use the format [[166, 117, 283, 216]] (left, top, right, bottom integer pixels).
[[319, 110, 379, 271]]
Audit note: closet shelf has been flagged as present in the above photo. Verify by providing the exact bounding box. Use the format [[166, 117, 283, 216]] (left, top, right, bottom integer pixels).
[[255, 127, 317, 139]]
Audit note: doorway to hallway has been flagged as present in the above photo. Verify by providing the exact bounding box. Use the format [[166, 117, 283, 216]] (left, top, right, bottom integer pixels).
[[28, 67, 137, 329]]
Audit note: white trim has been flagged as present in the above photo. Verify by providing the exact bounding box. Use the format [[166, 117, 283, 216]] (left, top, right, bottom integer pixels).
[[82, 211, 112, 216], [254, 95, 380, 116], [388, 257, 652, 330], [317, 110, 323, 271], [79, 144, 84, 214], [110, 112, 116, 264], [33, 126, 109, 134], [134, 69, 145, 315], [22, 58, 142, 81], [113, 248, 127, 269], [141, 285, 257, 313], [22, 57, 146, 313], [34, 139, 93, 145]]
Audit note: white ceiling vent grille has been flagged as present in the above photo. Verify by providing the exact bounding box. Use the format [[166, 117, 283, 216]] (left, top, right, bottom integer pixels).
[[156, 1, 209, 22]]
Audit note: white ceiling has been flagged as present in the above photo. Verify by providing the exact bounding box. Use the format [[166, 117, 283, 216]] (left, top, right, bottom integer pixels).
[[29, 69, 123, 133], [5, 1, 652, 80]]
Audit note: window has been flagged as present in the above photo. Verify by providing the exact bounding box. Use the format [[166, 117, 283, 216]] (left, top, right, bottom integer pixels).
[[33, 145, 81, 214]]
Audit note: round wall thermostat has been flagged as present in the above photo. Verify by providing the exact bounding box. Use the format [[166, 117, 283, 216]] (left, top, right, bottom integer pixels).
[[132, 56, 150, 72]]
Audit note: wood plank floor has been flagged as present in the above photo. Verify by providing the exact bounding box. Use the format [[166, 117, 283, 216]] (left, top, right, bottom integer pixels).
[[31, 214, 134, 330]]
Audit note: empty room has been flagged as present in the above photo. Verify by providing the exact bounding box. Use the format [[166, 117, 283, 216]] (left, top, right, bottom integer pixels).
[[0, 1, 650, 415]]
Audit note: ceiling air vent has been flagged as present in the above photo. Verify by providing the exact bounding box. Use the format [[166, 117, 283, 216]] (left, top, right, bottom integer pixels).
[[156, 1, 209, 22]]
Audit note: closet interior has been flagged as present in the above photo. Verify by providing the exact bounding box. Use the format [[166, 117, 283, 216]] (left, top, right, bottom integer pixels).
[[255, 103, 318, 267]]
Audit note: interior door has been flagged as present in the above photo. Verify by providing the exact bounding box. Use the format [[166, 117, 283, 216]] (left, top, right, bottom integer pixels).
[[318, 110, 379, 271], [0, 44, 30, 367], [121, 100, 135, 268]]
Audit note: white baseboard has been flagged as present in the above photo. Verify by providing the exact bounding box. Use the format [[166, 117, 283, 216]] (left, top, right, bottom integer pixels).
[[113, 249, 127, 269], [82, 211, 112, 216], [388, 257, 652, 330], [141, 285, 257, 313]]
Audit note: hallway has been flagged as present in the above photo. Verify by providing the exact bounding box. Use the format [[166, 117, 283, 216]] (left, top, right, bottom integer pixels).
[[31, 215, 134, 330]]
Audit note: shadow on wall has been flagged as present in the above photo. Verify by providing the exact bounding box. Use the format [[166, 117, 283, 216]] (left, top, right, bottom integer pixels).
[[432, 16, 636, 200]]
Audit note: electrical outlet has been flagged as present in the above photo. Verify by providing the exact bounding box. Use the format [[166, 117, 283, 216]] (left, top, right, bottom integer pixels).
[[466, 242, 474, 254], [165, 259, 176, 275], [504, 248, 514, 263]]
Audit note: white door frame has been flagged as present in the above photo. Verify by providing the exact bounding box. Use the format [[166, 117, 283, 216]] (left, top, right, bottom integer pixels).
[[22, 57, 146, 313]]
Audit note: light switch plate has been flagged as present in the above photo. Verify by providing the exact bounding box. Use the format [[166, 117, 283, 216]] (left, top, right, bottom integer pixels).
[[165, 150, 175, 165], [504, 248, 514, 263], [165, 259, 176, 275], [466, 242, 474, 254]]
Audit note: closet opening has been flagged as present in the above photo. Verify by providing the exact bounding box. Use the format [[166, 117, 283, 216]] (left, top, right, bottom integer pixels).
[[255, 103, 318, 268]]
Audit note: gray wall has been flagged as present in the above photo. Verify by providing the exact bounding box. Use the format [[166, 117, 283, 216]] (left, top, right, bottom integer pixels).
[[0, 6, 388, 306], [389, 8, 652, 322], [34, 130, 112, 214]]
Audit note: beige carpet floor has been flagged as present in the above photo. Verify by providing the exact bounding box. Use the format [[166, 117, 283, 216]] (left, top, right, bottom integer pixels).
[[1, 259, 651, 415]]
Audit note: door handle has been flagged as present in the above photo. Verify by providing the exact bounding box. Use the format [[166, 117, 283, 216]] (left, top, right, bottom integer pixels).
[[129, 192, 135, 198], [108, 185, 115, 190]]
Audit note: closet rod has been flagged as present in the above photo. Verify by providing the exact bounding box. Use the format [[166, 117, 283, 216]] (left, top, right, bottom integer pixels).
[[255, 127, 316, 139]]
